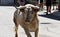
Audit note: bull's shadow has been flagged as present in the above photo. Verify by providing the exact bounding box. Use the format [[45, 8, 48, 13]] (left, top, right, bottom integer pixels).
[[38, 11, 60, 21], [39, 34, 52, 37]]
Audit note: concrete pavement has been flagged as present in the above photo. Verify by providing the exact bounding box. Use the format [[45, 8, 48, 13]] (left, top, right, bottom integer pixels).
[[0, 6, 60, 37]]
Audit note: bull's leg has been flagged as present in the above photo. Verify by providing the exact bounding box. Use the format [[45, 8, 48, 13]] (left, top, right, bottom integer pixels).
[[15, 24, 18, 37], [14, 17, 19, 37], [23, 26, 32, 37], [35, 28, 38, 37]]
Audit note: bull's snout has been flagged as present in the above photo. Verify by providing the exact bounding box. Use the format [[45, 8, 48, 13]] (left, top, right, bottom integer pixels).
[[25, 8, 30, 22], [25, 16, 30, 22], [25, 19, 30, 22]]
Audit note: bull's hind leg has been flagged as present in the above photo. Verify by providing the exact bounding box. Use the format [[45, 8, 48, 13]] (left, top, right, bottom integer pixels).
[[35, 28, 38, 37], [14, 17, 19, 37]]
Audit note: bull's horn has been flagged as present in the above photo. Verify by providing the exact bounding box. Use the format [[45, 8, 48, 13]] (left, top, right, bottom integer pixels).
[[17, 6, 26, 9], [32, 6, 39, 9]]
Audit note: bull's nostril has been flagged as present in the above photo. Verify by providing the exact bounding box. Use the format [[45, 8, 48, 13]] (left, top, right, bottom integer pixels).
[[26, 17, 29, 19], [25, 19, 30, 22], [26, 16, 30, 19]]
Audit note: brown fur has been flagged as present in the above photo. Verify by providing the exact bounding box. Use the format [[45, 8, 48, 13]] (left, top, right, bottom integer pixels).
[[13, 4, 39, 37]]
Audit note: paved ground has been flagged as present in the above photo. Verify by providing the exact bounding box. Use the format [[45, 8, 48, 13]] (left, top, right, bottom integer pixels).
[[0, 6, 60, 37]]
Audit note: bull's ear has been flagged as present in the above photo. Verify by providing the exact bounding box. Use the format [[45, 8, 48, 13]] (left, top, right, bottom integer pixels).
[[34, 8, 39, 12], [32, 6, 39, 12], [20, 8, 25, 12], [17, 6, 26, 12]]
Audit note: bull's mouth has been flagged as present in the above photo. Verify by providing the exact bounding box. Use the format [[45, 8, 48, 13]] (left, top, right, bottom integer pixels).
[[25, 19, 30, 22], [25, 20, 31, 24]]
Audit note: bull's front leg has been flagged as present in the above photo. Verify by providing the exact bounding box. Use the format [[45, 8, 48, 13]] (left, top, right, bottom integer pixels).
[[13, 17, 19, 37], [23, 26, 32, 37], [35, 28, 38, 37], [15, 25, 18, 37]]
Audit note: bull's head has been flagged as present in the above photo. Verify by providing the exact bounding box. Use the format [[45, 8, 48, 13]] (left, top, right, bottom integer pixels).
[[17, 4, 39, 23]]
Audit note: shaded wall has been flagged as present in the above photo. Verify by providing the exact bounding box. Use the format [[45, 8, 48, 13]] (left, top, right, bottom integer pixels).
[[0, 0, 14, 5]]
